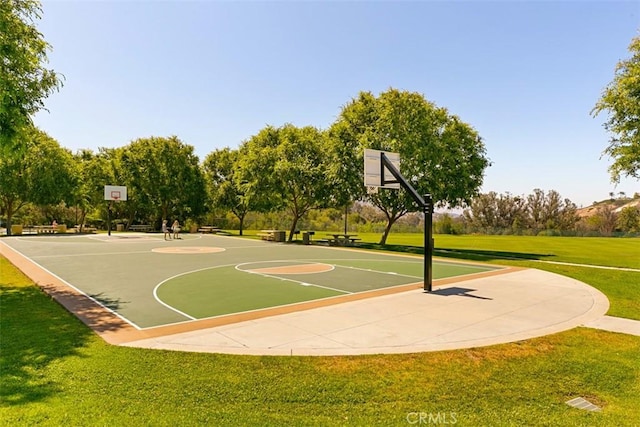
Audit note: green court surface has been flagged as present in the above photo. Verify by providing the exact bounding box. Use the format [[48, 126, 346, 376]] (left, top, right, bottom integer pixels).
[[2, 233, 499, 329]]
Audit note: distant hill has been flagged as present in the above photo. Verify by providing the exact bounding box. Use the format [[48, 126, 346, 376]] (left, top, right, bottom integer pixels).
[[577, 195, 640, 218]]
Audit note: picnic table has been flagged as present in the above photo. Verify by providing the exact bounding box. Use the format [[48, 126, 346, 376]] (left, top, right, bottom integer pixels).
[[257, 230, 286, 242], [198, 226, 221, 234], [129, 224, 154, 232], [324, 233, 361, 246]]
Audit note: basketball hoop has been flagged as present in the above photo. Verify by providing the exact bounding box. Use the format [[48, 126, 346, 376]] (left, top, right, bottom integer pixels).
[[104, 185, 127, 201]]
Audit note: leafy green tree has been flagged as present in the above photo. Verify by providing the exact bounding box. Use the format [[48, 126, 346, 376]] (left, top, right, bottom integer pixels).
[[463, 189, 579, 235], [0, 128, 76, 234], [203, 147, 252, 235], [592, 36, 640, 182], [72, 148, 118, 230], [526, 189, 579, 234], [463, 192, 527, 233], [0, 0, 63, 154], [330, 89, 490, 244], [239, 124, 336, 241], [616, 205, 640, 233], [587, 204, 618, 236], [325, 94, 377, 208], [434, 213, 463, 235], [118, 136, 206, 225]]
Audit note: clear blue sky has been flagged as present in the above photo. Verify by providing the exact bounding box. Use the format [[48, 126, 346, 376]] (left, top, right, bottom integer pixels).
[[34, 0, 639, 208]]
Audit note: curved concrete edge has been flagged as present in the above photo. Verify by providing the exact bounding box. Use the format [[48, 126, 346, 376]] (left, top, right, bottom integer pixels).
[[121, 268, 611, 356]]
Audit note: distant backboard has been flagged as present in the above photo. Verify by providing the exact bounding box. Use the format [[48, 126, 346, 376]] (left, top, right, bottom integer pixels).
[[364, 149, 400, 189], [104, 185, 127, 201]]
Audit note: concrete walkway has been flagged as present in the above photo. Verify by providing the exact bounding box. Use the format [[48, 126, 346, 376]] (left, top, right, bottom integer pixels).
[[121, 268, 631, 356]]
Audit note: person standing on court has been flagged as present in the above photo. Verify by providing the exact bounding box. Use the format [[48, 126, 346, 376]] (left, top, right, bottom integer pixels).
[[162, 219, 171, 240], [172, 219, 181, 239]]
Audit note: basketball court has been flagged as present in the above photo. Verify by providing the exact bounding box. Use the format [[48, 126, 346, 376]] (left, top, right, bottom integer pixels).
[[1, 232, 608, 356]]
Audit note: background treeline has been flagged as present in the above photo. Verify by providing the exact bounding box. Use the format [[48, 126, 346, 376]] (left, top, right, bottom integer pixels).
[[1, 92, 637, 241], [211, 190, 640, 237], [1, 128, 638, 239], [458, 190, 640, 237], [1, 89, 493, 245]]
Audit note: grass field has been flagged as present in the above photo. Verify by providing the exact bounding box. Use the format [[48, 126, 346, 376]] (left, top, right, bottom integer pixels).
[[2, 233, 639, 425]]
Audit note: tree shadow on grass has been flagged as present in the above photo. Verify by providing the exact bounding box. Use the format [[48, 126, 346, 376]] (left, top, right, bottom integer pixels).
[[433, 248, 555, 262], [357, 243, 555, 262], [0, 285, 130, 406], [0, 285, 92, 405]]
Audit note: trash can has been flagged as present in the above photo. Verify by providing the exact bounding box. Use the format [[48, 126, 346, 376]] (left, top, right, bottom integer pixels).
[[116, 224, 124, 232], [302, 231, 315, 244], [274, 230, 286, 242], [11, 224, 23, 235]]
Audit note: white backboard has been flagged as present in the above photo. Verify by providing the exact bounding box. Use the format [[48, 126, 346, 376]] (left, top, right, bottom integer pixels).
[[364, 149, 401, 189], [104, 185, 127, 201]]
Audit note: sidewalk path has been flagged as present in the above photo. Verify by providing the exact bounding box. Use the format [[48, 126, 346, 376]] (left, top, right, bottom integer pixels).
[[585, 316, 640, 336]]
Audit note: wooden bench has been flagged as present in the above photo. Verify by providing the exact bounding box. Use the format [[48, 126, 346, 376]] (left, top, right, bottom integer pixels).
[[129, 225, 154, 232], [34, 225, 57, 234], [23, 226, 37, 234], [257, 230, 276, 241], [198, 226, 221, 234]]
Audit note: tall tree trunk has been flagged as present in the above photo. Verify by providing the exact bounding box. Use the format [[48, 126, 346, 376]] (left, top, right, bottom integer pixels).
[[5, 209, 13, 237], [79, 208, 88, 232], [237, 212, 246, 236], [4, 199, 16, 236], [288, 216, 300, 242], [379, 212, 401, 245], [127, 210, 136, 230]]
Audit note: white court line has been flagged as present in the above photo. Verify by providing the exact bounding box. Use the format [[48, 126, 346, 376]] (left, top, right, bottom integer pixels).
[[152, 263, 246, 321], [30, 250, 153, 259]]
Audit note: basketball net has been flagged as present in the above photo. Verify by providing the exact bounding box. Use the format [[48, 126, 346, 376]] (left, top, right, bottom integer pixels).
[[366, 185, 378, 195]]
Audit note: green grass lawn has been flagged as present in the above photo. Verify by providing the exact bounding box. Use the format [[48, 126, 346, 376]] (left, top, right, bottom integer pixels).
[[2, 234, 640, 425], [371, 232, 639, 269]]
